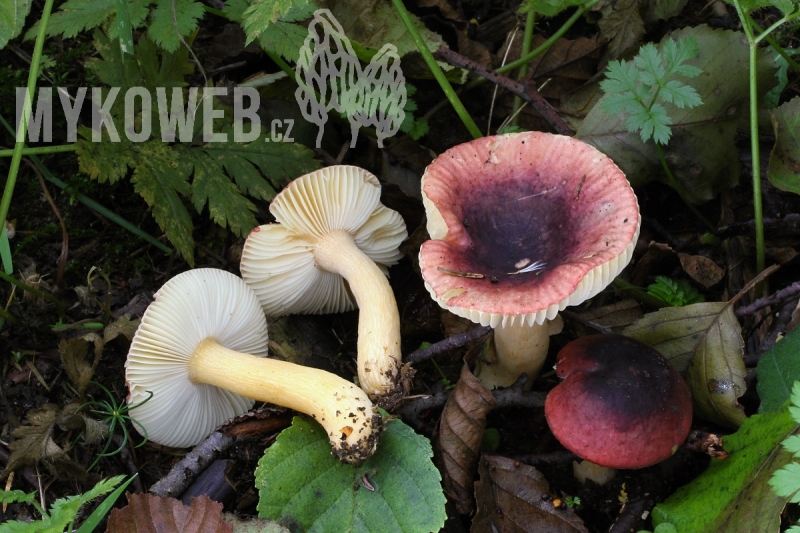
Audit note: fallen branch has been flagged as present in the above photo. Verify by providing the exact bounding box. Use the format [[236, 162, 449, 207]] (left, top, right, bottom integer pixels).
[[148, 432, 234, 498], [406, 325, 492, 364], [433, 45, 575, 136], [736, 281, 800, 317]]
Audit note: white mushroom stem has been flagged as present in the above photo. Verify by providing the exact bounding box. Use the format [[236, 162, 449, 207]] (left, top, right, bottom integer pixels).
[[477, 315, 564, 389], [188, 338, 379, 465], [312, 230, 402, 399]]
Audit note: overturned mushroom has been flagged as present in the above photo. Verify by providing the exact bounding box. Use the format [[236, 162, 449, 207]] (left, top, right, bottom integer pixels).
[[125, 268, 380, 465], [240, 166, 408, 405], [419, 132, 640, 388], [545, 334, 693, 469]]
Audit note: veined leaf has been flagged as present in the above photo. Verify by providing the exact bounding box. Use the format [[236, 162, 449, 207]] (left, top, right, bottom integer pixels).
[[768, 97, 800, 194], [757, 324, 800, 413], [130, 141, 195, 265], [623, 301, 746, 427], [242, 0, 303, 41], [0, 0, 32, 49], [652, 406, 798, 533], [255, 416, 447, 533]]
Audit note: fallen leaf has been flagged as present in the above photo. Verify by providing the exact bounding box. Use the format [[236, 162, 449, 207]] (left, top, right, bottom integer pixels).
[[768, 96, 800, 194], [106, 493, 233, 532], [623, 302, 746, 427], [103, 314, 140, 343], [438, 362, 496, 514], [472, 455, 589, 533], [59, 338, 96, 396], [678, 253, 724, 288], [757, 326, 800, 413], [593, 0, 645, 61], [576, 299, 643, 333], [222, 514, 290, 533]]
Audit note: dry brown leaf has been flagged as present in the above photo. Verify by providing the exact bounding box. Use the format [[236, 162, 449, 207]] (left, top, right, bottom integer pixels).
[[631, 241, 676, 287], [438, 362, 496, 514], [105, 493, 233, 533], [678, 253, 725, 288], [417, 0, 464, 24], [472, 455, 589, 533]]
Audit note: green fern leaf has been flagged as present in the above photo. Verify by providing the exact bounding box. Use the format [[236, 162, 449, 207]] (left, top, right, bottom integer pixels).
[[241, 0, 302, 42], [147, 0, 204, 52], [130, 141, 195, 264]]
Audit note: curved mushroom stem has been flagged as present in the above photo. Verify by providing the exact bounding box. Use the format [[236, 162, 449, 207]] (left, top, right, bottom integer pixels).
[[477, 315, 563, 389], [188, 338, 380, 466], [313, 230, 403, 402]]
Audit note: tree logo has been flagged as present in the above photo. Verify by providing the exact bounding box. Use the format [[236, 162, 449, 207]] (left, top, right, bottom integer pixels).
[[295, 9, 406, 148]]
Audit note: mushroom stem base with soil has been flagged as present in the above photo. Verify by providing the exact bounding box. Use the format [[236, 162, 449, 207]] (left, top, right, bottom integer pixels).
[[475, 316, 563, 389], [188, 338, 380, 466], [313, 230, 403, 402]]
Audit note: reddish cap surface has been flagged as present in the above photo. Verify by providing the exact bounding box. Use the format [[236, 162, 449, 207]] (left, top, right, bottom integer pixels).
[[419, 132, 640, 328], [544, 334, 692, 469]]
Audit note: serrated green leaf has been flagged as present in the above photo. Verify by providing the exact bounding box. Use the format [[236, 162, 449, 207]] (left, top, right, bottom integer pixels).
[[255, 416, 446, 533], [634, 43, 666, 85], [180, 148, 259, 237], [783, 435, 800, 455], [770, 462, 800, 502], [242, 0, 301, 41], [76, 129, 137, 183], [203, 136, 319, 201], [0, 489, 36, 504], [652, 406, 797, 532], [130, 141, 195, 265], [660, 80, 702, 108], [757, 325, 800, 412], [768, 96, 800, 194], [0, 0, 32, 49], [25, 0, 113, 40], [148, 0, 204, 52]]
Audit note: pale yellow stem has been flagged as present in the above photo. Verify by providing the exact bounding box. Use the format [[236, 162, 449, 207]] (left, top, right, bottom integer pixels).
[[313, 230, 402, 400], [477, 320, 551, 389], [188, 338, 379, 465]]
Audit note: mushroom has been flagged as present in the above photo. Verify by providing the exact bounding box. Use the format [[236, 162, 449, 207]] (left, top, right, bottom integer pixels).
[[544, 334, 692, 469], [125, 268, 380, 465], [240, 165, 408, 404], [419, 132, 640, 388]]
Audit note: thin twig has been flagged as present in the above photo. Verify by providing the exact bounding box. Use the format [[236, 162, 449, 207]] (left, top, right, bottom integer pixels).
[[24, 159, 68, 287], [148, 431, 234, 498], [406, 326, 492, 364], [433, 45, 574, 136], [736, 281, 800, 317]]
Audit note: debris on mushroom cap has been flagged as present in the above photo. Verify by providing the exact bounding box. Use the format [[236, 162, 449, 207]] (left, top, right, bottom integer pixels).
[[544, 334, 693, 469], [125, 269, 268, 448], [240, 165, 407, 317], [419, 132, 641, 328]]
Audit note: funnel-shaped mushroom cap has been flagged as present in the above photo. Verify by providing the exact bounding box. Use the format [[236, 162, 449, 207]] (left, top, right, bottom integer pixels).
[[545, 335, 693, 469], [125, 269, 268, 448], [241, 165, 407, 316], [419, 132, 640, 328]]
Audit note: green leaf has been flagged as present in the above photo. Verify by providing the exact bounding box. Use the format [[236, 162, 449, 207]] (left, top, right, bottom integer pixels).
[[25, 0, 113, 40], [769, 461, 800, 502], [767, 96, 800, 194], [580, 25, 776, 203], [148, 0, 205, 52], [130, 141, 195, 265], [327, 0, 444, 58], [242, 0, 300, 41], [0, 489, 36, 504], [181, 148, 259, 238], [0, 0, 32, 49], [757, 325, 800, 412], [255, 416, 447, 533], [3, 476, 125, 533], [652, 406, 798, 532]]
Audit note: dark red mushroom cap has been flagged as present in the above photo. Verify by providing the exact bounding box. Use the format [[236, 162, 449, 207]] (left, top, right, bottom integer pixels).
[[419, 132, 640, 328], [544, 334, 692, 469]]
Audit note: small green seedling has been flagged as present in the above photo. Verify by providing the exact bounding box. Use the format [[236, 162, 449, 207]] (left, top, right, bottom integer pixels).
[[600, 37, 703, 145], [76, 381, 151, 471], [646, 276, 704, 307], [564, 495, 581, 508], [768, 381, 800, 532]]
